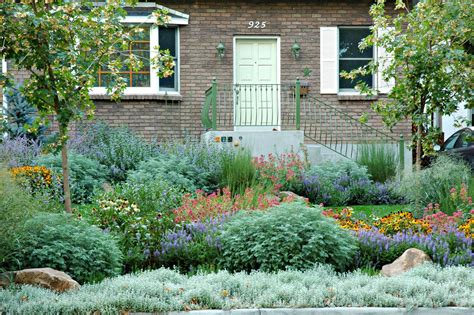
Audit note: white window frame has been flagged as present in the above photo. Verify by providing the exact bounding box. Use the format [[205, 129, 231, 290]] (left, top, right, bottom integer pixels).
[[337, 26, 375, 96], [89, 15, 181, 96]]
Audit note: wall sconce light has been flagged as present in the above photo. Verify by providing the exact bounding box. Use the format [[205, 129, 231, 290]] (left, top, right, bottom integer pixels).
[[216, 41, 225, 59], [291, 41, 301, 59]]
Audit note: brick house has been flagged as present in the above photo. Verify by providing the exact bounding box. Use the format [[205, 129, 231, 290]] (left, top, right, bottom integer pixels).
[[3, 0, 419, 167]]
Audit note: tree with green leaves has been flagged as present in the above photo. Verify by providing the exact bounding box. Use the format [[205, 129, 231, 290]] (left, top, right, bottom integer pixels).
[[0, 0, 174, 212], [342, 0, 473, 170]]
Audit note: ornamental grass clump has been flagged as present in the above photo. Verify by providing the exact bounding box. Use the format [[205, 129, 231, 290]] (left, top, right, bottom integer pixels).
[[399, 155, 471, 215], [219, 149, 256, 195], [356, 142, 398, 183], [219, 203, 357, 272]]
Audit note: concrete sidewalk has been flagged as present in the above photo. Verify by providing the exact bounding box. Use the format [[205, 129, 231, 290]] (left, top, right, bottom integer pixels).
[[131, 307, 473, 315]]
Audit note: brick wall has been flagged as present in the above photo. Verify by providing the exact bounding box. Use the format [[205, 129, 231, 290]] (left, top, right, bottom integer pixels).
[[7, 0, 412, 142]]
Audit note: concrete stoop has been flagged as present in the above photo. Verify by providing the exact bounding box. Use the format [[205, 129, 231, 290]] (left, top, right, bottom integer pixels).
[[131, 307, 473, 315]]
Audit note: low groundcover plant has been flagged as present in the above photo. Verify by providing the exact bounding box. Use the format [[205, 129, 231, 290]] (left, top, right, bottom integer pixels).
[[1, 264, 473, 313]]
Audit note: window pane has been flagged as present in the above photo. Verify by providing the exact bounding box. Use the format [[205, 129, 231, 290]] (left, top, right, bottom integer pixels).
[[339, 59, 372, 89], [132, 73, 151, 87], [339, 28, 372, 59], [159, 27, 176, 56], [132, 42, 150, 71], [95, 25, 151, 88], [159, 28, 177, 90], [444, 133, 460, 150], [160, 62, 177, 89]]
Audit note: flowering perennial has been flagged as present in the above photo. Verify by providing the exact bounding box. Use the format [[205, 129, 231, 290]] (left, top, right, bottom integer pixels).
[[173, 187, 280, 223], [254, 152, 306, 191]]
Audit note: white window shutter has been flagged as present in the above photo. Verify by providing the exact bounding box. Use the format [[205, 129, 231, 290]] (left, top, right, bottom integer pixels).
[[320, 27, 338, 94], [376, 27, 395, 94]]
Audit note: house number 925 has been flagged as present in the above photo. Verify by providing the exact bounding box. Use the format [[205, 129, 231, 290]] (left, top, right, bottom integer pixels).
[[248, 21, 267, 29]]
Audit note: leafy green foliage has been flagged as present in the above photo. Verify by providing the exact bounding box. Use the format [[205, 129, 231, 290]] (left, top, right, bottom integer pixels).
[[34, 153, 108, 204], [342, 0, 474, 167], [84, 180, 183, 271], [219, 149, 256, 195], [0, 169, 60, 270], [0, 88, 48, 141], [399, 155, 471, 214], [69, 122, 157, 182], [128, 155, 212, 193], [1, 264, 473, 313], [357, 142, 398, 183], [158, 140, 235, 193], [10, 213, 122, 284], [0, 1, 174, 211], [218, 203, 357, 272]]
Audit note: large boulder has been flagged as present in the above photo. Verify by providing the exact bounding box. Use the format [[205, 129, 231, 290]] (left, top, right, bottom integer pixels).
[[14, 268, 80, 292], [381, 248, 432, 277]]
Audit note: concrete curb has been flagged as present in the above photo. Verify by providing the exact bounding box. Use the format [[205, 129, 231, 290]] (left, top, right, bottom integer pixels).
[[131, 307, 473, 315]]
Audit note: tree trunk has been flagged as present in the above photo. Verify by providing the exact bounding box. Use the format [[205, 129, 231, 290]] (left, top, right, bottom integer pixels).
[[59, 125, 72, 213], [415, 125, 422, 171]]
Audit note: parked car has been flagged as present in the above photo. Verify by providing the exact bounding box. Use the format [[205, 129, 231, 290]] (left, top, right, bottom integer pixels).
[[434, 127, 474, 170]]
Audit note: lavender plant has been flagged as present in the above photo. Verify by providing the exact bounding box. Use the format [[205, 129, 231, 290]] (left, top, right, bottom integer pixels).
[[0, 136, 42, 167], [300, 160, 403, 206], [68, 122, 157, 182], [356, 228, 473, 269], [151, 215, 227, 272]]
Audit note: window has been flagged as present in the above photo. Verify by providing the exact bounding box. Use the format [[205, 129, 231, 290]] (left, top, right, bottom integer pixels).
[[90, 19, 181, 95], [443, 132, 460, 150], [338, 27, 373, 91], [96, 25, 151, 88], [158, 27, 178, 91]]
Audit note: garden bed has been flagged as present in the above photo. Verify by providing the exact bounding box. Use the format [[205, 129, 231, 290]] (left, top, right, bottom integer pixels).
[[1, 264, 473, 314]]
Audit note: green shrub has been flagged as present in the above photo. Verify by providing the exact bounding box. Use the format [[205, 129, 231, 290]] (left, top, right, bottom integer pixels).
[[357, 142, 398, 183], [11, 213, 122, 283], [115, 180, 183, 213], [219, 149, 256, 195], [128, 154, 212, 192], [159, 140, 234, 192], [69, 121, 157, 182], [2, 264, 473, 313], [34, 153, 108, 204], [399, 155, 471, 215], [299, 159, 375, 206], [218, 203, 357, 272], [0, 169, 60, 269]]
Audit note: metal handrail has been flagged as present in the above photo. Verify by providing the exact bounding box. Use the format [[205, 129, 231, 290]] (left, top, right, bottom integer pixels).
[[309, 96, 398, 142], [200, 79, 404, 171]]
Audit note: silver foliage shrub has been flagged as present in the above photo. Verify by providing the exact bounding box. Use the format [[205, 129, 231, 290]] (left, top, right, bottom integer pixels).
[[1, 262, 473, 313]]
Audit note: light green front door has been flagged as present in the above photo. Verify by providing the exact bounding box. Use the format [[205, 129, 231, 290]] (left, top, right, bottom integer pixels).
[[235, 38, 279, 129]]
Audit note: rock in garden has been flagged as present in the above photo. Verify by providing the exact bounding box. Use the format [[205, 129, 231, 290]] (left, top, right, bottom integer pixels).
[[14, 268, 80, 292], [279, 191, 308, 203], [381, 248, 432, 277]]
